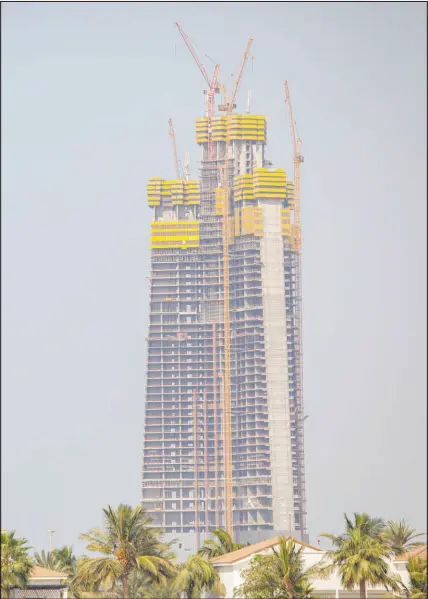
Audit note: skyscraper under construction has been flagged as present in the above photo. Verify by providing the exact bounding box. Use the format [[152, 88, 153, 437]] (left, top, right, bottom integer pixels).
[[141, 29, 307, 559]]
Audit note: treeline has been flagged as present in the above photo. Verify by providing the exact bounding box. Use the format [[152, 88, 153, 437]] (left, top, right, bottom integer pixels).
[[1, 507, 426, 599]]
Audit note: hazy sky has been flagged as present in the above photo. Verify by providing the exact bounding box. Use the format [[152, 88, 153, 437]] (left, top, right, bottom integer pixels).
[[2, 2, 426, 554]]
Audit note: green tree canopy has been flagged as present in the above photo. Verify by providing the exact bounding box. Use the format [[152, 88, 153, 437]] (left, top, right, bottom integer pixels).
[[404, 557, 427, 599], [1, 530, 34, 599], [174, 554, 225, 599], [381, 520, 426, 557], [74, 504, 174, 599], [198, 529, 245, 559], [319, 513, 401, 599], [233, 538, 316, 599]]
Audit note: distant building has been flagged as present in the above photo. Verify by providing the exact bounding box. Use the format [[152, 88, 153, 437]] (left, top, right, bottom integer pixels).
[[141, 105, 307, 561], [10, 566, 69, 599], [211, 537, 419, 598], [395, 544, 427, 563]]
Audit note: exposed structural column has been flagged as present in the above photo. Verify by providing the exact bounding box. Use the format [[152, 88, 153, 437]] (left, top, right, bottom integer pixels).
[[220, 163, 233, 536], [260, 201, 295, 534]]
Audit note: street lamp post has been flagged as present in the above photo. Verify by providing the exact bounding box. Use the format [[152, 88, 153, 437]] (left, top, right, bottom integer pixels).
[[48, 530, 56, 552]]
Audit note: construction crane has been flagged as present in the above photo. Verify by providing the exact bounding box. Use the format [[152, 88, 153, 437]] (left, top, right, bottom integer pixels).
[[175, 22, 220, 161], [218, 38, 253, 113], [168, 118, 183, 180], [174, 22, 211, 88], [284, 80, 306, 536], [207, 64, 220, 160], [284, 80, 304, 252]]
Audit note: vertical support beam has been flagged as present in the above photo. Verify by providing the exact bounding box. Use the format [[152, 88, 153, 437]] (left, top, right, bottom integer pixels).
[[193, 389, 200, 550], [213, 322, 220, 528], [220, 164, 233, 536], [203, 389, 209, 533]]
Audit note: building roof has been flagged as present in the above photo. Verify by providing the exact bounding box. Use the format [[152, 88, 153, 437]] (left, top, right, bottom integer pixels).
[[211, 536, 321, 565], [396, 545, 427, 562], [30, 566, 68, 579]]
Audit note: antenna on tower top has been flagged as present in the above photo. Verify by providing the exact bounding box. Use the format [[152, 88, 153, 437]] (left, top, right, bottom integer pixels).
[[245, 91, 252, 114]]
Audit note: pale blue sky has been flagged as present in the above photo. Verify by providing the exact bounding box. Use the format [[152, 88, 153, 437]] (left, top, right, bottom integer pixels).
[[2, 2, 426, 554]]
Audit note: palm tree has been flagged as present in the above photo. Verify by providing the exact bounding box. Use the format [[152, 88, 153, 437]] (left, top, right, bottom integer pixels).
[[403, 557, 427, 599], [74, 504, 174, 599], [106, 570, 153, 598], [1, 530, 34, 599], [272, 538, 317, 597], [198, 528, 244, 559], [331, 513, 386, 544], [34, 546, 83, 597], [233, 538, 316, 599], [51, 546, 77, 574], [174, 554, 225, 599], [34, 549, 65, 572], [381, 520, 425, 557], [143, 578, 181, 599], [319, 513, 401, 599]]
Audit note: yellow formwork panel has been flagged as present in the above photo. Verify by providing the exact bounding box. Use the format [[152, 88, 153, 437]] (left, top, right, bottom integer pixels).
[[196, 115, 266, 144], [280, 208, 292, 238], [235, 208, 241, 236], [253, 168, 287, 200], [147, 178, 200, 207], [239, 206, 263, 237], [233, 169, 287, 203], [150, 220, 200, 249], [226, 114, 267, 142], [215, 188, 226, 216], [234, 174, 255, 203], [196, 117, 227, 144]]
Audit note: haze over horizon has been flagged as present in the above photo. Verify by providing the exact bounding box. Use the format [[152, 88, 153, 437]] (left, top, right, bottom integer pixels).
[[2, 1, 426, 554]]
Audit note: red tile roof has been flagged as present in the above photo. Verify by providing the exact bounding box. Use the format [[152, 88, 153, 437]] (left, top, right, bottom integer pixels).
[[211, 536, 321, 565], [396, 545, 427, 562], [30, 566, 68, 579]]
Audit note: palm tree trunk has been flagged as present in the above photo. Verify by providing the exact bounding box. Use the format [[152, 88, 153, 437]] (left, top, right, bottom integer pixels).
[[122, 574, 129, 599], [359, 580, 367, 599]]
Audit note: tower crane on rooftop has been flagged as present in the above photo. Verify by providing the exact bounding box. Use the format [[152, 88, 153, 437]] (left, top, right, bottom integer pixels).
[[168, 118, 184, 180], [218, 38, 253, 114], [174, 22, 220, 161], [174, 22, 213, 89]]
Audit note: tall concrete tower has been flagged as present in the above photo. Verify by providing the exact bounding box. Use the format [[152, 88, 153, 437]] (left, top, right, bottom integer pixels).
[[141, 111, 307, 561]]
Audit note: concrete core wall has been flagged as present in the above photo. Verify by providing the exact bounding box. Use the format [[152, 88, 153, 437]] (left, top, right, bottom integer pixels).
[[260, 199, 295, 534]]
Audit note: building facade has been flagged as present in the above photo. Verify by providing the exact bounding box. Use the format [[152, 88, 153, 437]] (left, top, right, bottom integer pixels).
[[210, 537, 417, 598], [10, 566, 69, 599], [141, 113, 307, 559]]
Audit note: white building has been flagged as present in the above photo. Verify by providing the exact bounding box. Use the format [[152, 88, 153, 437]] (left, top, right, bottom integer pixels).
[[211, 537, 423, 598], [10, 566, 69, 599]]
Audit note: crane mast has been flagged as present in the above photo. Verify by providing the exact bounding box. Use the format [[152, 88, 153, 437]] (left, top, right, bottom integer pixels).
[[284, 80, 304, 251], [284, 80, 306, 536], [208, 64, 220, 160], [174, 23, 220, 161], [168, 118, 182, 180], [229, 38, 253, 113], [218, 38, 253, 113]]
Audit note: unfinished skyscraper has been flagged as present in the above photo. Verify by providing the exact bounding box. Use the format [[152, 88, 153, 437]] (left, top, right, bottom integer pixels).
[[141, 29, 307, 559]]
